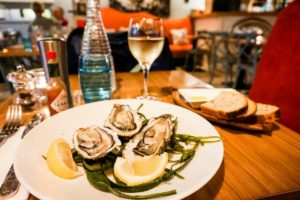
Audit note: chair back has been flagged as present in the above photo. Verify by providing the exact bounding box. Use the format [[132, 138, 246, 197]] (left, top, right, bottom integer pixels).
[[3, 29, 21, 46], [66, 28, 175, 74], [231, 17, 272, 41], [249, 1, 300, 133], [232, 32, 261, 90]]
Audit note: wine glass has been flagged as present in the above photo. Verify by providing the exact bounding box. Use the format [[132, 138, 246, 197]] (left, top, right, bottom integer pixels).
[[128, 18, 164, 100]]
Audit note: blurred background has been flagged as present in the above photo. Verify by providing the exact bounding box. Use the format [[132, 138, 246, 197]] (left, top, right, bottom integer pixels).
[[0, 0, 293, 101]]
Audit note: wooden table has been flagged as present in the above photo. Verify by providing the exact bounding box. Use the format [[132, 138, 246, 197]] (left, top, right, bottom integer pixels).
[[0, 44, 40, 58], [0, 70, 299, 200]]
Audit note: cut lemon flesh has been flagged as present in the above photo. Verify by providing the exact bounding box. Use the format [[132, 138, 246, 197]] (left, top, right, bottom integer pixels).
[[114, 152, 168, 186], [46, 138, 81, 179]]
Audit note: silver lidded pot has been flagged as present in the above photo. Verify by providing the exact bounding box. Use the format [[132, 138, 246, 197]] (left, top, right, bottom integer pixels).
[[7, 64, 38, 110]]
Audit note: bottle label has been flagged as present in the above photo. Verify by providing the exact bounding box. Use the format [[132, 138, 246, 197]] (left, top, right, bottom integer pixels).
[[50, 90, 69, 113]]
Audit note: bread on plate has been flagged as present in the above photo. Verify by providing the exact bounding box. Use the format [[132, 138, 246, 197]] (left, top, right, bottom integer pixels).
[[200, 91, 248, 120], [234, 98, 257, 121], [255, 103, 280, 122]]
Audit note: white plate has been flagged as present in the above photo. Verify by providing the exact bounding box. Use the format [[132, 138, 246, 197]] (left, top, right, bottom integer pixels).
[[14, 99, 223, 200]]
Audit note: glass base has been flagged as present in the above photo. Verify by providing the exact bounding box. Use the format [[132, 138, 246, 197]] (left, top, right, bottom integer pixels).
[[136, 95, 158, 101]]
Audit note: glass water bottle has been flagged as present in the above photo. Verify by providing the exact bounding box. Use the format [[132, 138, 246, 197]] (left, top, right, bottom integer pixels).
[[79, 0, 116, 103]]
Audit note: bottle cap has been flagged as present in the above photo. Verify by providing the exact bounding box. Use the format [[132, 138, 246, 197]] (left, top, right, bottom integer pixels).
[[46, 51, 57, 60]]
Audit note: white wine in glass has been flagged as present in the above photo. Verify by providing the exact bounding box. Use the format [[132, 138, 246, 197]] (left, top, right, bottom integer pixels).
[[128, 18, 164, 99]]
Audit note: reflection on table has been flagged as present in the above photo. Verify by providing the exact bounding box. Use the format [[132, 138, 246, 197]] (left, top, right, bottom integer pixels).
[[0, 44, 40, 58]]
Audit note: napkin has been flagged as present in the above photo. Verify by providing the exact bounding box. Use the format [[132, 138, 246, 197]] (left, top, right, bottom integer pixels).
[[0, 127, 29, 200]]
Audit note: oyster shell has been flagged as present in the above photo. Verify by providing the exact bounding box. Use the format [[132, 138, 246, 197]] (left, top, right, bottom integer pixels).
[[73, 126, 121, 160], [105, 104, 144, 137], [123, 114, 176, 158]]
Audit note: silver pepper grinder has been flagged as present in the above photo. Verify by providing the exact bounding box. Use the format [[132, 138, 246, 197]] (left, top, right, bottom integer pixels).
[[6, 65, 38, 111], [37, 38, 73, 107]]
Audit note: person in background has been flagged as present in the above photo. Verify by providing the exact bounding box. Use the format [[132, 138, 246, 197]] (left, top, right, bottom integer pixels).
[[51, 5, 69, 27], [28, 2, 59, 33]]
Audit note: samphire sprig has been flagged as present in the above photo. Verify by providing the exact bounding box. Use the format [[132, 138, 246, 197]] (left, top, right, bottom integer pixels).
[[72, 133, 222, 199]]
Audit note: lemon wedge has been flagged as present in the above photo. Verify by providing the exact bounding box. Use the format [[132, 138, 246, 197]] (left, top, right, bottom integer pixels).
[[114, 152, 168, 186], [46, 138, 81, 179]]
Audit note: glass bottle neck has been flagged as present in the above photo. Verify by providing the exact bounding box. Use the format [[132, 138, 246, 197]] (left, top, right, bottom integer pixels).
[[81, 0, 112, 55], [86, 0, 102, 20]]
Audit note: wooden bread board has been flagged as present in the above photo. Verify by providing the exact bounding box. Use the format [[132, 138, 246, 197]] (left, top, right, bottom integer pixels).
[[172, 91, 273, 132]]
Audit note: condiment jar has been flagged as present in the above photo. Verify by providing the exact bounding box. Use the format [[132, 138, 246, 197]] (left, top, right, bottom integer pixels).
[[7, 65, 39, 111], [29, 68, 47, 106]]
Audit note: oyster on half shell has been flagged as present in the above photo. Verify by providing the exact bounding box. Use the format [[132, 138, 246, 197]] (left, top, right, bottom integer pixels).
[[105, 104, 144, 137], [123, 114, 176, 158], [73, 126, 121, 160]]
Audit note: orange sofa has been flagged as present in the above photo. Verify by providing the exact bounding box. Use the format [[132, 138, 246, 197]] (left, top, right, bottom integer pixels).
[[162, 16, 194, 59], [76, 7, 194, 59], [76, 7, 156, 31]]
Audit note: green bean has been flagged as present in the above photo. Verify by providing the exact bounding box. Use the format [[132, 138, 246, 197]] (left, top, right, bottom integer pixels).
[[86, 170, 176, 198], [86, 170, 110, 192], [110, 170, 174, 193], [72, 150, 83, 164], [75, 126, 222, 199], [175, 134, 223, 144], [83, 156, 115, 171], [108, 187, 176, 199], [136, 103, 144, 112]]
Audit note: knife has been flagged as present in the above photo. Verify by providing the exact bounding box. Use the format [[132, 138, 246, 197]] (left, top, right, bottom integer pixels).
[[0, 113, 46, 198]]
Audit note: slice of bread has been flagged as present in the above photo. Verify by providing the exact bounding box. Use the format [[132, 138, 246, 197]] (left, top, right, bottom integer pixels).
[[200, 91, 248, 120], [255, 103, 280, 122], [234, 98, 257, 121]]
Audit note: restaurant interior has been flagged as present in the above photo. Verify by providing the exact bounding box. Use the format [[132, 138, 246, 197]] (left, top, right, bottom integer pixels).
[[0, 0, 299, 200]]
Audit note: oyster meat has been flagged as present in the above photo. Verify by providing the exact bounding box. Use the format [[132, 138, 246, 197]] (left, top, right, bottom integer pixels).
[[123, 114, 176, 158], [105, 104, 144, 137], [73, 126, 121, 160]]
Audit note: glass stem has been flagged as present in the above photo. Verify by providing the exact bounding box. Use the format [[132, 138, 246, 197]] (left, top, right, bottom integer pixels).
[[142, 64, 149, 97]]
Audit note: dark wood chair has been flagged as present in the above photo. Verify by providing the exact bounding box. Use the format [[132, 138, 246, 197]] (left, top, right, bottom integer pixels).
[[66, 28, 175, 74], [230, 17, 272, 90], [184, 31, 232, 86]]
